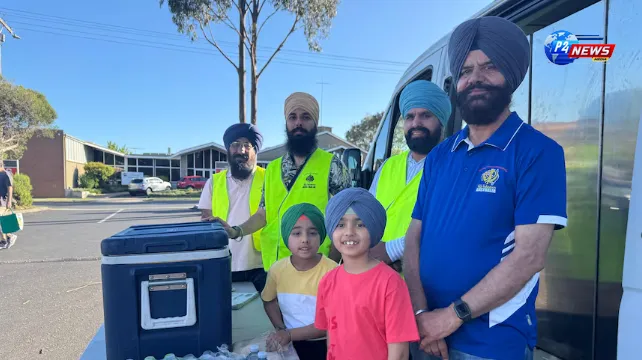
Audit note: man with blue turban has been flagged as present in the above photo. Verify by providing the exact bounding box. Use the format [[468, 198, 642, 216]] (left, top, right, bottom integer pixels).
[[200, 123, 267, 292], [369, 79, 452, 269], [405, 16, 566, 360]]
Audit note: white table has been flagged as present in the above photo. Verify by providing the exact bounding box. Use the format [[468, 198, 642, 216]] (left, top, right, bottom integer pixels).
[[80, 282, 273, 360]]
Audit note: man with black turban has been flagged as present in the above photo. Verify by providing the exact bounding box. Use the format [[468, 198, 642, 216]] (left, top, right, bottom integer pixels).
[[404, 16, 567, 360], [200, 123, 267, 292], [212, 92, 350, 272]]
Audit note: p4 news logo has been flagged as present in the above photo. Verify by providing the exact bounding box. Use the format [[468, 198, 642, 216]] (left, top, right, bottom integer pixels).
[[544, 30, 615, 65]]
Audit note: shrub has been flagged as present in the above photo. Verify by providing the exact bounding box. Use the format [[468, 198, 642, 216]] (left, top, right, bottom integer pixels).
[[79, 173, 98, 189], [84, 162, 115, 187], [13, 173, 33, 207]]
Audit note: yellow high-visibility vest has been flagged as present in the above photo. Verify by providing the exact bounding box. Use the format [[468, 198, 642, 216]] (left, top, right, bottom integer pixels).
[[375, 151, 422, 242], [261, 148, 333, 271], [212, 167, 265, 251]]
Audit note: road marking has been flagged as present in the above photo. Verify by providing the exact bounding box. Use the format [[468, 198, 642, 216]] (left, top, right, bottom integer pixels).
[[48, 206, 196, 211], [98, 209, 124, 223], [66, 281, 101, 293], [0, 256, 101, 265]]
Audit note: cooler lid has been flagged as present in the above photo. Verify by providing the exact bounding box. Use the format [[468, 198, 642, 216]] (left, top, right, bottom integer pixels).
[[101, 221, 229, 256]]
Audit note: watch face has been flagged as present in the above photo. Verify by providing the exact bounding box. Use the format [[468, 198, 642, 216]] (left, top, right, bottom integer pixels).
[[455, 301, 471, 318]]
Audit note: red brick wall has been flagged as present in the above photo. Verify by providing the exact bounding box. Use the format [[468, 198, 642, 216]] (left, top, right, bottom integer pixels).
[[20, 131, 65, 198]]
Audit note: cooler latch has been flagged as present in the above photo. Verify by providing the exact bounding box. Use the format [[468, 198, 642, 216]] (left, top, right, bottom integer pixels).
[[140, 272, 197, 330]]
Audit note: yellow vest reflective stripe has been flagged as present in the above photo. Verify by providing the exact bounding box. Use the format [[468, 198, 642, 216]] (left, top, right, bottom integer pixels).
[[375, 151, 422, 242], [261, 148, 333, 271], [212, 167, 265, 251]]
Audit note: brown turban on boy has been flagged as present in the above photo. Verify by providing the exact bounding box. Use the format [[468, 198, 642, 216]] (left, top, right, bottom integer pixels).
[[284, 92, 320, 124]]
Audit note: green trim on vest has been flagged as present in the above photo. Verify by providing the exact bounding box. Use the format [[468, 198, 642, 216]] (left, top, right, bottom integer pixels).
[[261, 148, 333, 271], [375, 151, 423, 242], [212, 167, 265, 251]]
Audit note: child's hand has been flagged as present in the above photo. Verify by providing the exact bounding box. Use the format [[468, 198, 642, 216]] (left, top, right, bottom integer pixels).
[[266, 329, 291, 351]]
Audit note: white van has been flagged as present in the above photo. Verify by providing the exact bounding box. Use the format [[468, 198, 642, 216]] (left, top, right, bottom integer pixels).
[[342, 0, 641, 359]]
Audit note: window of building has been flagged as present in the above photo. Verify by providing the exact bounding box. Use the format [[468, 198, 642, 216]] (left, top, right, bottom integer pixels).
[[128, 158, 136, 166], [171, 159, 180, 167], [187, 154, 194, 168], [170, 169, 180, 181], [138, 158, 153, 166], [204, 150, 211, 169], [128, 166, 137, 172], [93, 149, 104, 163], [139, 167, 153, 177], [105, 153, 115, 165], [156, 168, 170, 182], [115, 156, 125, 166], [195, 151, 204, 168], [187, 169, 194, 176], [155, 159, 170, 167]]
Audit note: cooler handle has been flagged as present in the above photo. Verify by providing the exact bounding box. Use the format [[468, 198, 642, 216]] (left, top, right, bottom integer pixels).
[[140, 278, 197, 330], [143, 240, 188, 253]]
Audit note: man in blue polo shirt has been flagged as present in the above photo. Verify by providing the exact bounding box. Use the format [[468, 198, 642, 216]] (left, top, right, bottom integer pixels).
[[404, 16, 567, 360]]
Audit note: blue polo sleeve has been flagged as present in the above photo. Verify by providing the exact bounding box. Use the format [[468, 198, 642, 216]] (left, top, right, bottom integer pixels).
[[515, 140, 567, 230], [412, 150, 435, 220]]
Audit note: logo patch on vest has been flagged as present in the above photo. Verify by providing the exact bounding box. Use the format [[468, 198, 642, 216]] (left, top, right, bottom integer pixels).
[[303, 173, 317, 189]]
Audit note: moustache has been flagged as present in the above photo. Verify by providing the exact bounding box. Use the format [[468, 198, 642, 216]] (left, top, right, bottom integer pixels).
[[233, 154, 249, 162], [407, 127, 431, 137], [290, 128, 309, 136], [459, 83, 503, 100]]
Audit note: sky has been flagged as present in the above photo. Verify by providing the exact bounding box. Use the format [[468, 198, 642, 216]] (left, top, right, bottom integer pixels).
[[0, 0, 495, 154]]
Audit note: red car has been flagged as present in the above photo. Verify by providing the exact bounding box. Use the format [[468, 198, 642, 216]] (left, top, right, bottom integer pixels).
[[177, 176, 207, 190]]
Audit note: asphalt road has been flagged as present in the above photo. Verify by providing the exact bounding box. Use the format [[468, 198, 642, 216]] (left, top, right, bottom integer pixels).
[[0, 200, 200, 359]]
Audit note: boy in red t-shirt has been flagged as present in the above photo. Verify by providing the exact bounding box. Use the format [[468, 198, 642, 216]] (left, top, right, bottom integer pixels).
[[314, 187, 419, 360]]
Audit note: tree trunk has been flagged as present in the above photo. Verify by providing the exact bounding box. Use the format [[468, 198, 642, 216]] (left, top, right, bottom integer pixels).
[[250, 0, 260, 125], [238, 0, 247, 123]]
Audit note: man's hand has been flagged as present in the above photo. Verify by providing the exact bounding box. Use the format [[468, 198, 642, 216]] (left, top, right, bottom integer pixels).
[[417, 305, 462, 355], [370, 242, 392, 264], [266, 330, 291, 351], [203, 216, 237, 238]]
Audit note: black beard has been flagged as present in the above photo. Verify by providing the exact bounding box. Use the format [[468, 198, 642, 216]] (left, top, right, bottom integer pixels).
[[405, 126, 442, 155], [228, 152, 253, 180], [286, 126, 318, 157], [456, 83, 512, 125]]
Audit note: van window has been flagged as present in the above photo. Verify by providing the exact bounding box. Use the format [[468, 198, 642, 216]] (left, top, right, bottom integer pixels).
[[372, 111, 393, 172], [131, 179, 143, 184]]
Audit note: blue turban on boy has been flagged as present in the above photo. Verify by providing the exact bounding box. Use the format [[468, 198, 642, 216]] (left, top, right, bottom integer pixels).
[[325, 187, 387, 248], [223, 123, 263, 151], [399, 80, 452, 127]]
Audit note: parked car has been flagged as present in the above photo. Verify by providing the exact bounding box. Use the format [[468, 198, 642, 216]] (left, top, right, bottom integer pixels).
[[177, 176, 207, 190], [128, 177, 172, 196]]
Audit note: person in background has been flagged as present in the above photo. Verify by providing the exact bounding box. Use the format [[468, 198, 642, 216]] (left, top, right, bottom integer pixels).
[[315, 187, 419, 360], [369, 80, 452, 269], [261, 203, 337, 360], [200, 123, 267, 292], [214, 92, 350, 271], [404, 16, 567, 360], [0, 161, 16, 249]]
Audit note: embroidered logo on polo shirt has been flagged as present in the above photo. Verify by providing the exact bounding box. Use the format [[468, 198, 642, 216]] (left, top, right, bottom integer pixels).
[[477, 168, 500, 193]]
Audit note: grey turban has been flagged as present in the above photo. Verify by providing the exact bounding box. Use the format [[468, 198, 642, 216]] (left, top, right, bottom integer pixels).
[[448, 16, 530, 92], [325, 187, 387, 248]]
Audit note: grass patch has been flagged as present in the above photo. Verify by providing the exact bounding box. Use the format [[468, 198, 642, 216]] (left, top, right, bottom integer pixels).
[[147, 189, 202, 198]]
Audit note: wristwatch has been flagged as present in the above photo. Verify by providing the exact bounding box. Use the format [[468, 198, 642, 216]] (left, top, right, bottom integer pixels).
[[453, 299, 472, 322], [231, 226, 243, 239]]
